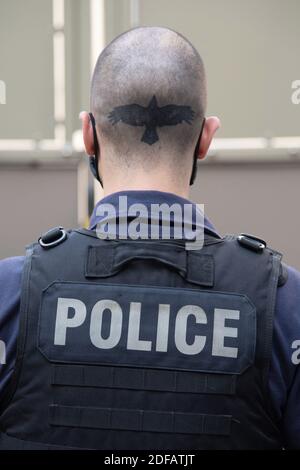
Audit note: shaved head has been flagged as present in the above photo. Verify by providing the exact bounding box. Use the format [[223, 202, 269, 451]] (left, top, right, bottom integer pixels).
[[91, 27, 207, 174]]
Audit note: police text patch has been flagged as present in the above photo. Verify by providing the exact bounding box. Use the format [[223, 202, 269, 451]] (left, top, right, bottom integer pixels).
[[38, 282, 256, 374]]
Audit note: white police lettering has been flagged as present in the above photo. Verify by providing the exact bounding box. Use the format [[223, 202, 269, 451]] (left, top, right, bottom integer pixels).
[[175, 305, 207, 355], [90, 300, 122, 349], [53, 298, 240, 358], [127, 302, 152, 351], [54, 298, 86, 345], [212, 309, 240, 358], [156, 304, 170, 352]]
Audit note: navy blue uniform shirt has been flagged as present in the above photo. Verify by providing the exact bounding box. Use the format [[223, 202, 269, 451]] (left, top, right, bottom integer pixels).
[[0, 190, 300, 448]]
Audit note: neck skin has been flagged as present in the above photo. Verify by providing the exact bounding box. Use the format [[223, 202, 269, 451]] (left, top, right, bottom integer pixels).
[[81, 112, 221, 198], [100, 162, 191, 199]]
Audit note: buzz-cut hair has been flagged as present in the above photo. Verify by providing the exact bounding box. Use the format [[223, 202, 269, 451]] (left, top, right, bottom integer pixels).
[[91, 27, 207, 170]]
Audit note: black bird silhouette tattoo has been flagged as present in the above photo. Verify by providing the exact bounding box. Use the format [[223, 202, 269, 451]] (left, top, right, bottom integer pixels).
[[107, 95, 195, 145]]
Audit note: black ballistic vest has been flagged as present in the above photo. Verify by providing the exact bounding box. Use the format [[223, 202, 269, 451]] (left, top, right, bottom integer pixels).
[[0, 228, 285, 449]]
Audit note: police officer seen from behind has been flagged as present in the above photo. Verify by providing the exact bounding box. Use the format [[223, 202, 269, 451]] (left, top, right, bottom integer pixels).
[[0, 27, 299, 450]]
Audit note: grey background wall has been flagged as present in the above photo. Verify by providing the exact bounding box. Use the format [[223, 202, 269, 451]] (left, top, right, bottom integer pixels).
[[106, 0, 300, 139], [0, 0, 54, 139], [0, 157, 82, 258], [0, 0, 91, 258], [0, 0, 299, 268], [191, 160, 300, 266]]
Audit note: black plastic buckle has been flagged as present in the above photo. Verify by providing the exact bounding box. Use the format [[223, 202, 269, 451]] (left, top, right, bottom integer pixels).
[[39, 227, 67, 249], [237, 233, 266, 252]]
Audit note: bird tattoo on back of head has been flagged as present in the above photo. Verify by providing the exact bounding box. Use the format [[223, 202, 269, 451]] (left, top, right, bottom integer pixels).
[[107, 95, 195, 145]]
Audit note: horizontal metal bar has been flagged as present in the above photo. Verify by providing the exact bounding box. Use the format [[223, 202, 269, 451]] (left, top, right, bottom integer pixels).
[[0, 153, 83, 168]]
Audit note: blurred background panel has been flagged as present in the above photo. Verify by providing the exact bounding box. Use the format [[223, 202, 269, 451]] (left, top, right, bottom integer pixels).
[[0, 0, 91, 257], [191, 160, 300, 260], [137, 0, 300, 138], [0, 0, 299, 268], [0, 0, 54, 139], [0, 156, 84, 259]]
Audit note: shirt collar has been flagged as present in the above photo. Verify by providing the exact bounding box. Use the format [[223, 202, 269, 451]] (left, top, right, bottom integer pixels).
[[89, 190, 220, 238]]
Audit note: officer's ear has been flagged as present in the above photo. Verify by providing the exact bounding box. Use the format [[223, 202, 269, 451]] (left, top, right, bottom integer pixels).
[[197, 116, 221, 160], [80, 111, 95, 157]]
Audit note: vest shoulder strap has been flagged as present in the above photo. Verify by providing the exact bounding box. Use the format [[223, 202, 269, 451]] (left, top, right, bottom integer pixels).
[[224, 232, 287, 287]]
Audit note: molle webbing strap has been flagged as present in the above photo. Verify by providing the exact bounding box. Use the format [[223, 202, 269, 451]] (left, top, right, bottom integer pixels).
[[51, 364, 236, 395], [49, 404, 232, 436]]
